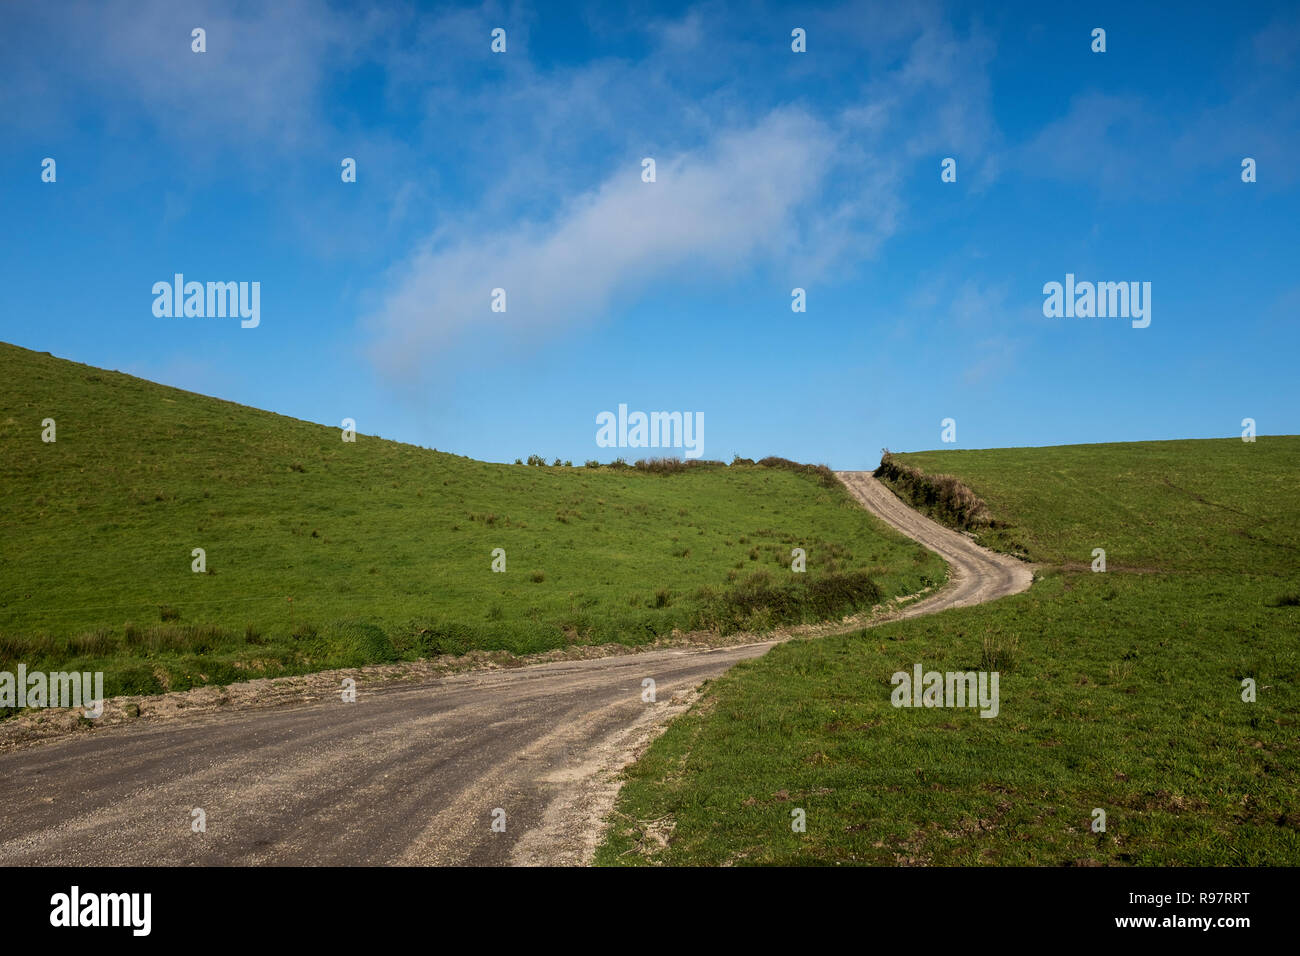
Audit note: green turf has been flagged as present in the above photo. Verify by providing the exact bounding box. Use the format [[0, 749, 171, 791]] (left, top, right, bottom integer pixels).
[[0, 342, 941, 702], [596, 438, 1300, 865]]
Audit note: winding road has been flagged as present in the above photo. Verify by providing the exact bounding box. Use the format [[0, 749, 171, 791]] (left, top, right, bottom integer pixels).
[[835, 471, 1033, 614], [0, 471, 1031, 866]]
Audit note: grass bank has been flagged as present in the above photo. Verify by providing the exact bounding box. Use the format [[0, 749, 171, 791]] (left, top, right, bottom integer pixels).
[[597, 438, 1300, 865], [0, 342, 942, 704]]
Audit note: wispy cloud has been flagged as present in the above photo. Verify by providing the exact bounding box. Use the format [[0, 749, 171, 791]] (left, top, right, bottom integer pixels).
[[3, 0, 1003, 385], [365, 109, 841, 378], [364, 5, 999, 380], [1, 0, 367, 152], [1016, 13, 1300, 194]]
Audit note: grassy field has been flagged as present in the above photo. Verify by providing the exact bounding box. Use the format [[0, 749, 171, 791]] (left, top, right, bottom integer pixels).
[[0, 342, 942, 703], [596, 438, 1300, 865]]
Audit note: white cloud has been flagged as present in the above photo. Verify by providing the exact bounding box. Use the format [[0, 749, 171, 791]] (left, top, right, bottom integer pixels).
[[1017, 93, 1158, 191], [1, 0, 1001, 383], [365, 109, 843, 378], [0, 0, 371, 153], [362, 5, 1000, 381], [1017, 18, 1300, 194]]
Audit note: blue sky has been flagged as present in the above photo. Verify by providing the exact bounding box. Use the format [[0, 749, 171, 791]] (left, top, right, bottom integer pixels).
[[2, 0, 1298, 469]]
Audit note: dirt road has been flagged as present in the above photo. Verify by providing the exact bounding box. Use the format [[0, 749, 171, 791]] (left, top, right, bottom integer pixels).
[[0, 644, 779, 866], [0, 471, 1031, 867], [835, 471, 1034, 614]]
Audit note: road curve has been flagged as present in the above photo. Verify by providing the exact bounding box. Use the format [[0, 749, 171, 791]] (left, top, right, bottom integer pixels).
[[0, 471, 1032, 867], [835, 471, 1034, 617], [0, 643, 775, 866]]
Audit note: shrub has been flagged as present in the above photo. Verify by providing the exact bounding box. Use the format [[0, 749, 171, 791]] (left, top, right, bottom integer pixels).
[[980, 633, 1019, 671], [634, 457, 687, 474], [114, 664, 165, 697], [67, 627, 116, 657], [756, 456, 839, 489], [395, 620, 478, 658], [696, 570, 881, 634], [874, 451, 992, 530], [323, 620, 398, 667]]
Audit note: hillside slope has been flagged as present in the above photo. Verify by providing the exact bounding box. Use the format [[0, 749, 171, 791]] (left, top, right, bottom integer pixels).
[[0, 342, 942, 700], [599, 438, 1300, 866]]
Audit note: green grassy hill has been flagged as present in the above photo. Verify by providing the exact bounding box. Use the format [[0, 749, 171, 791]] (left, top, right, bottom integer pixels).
[[0, 342, 941, 701], [879, 440, 1299, 573], [598, 438, 1300, 866]]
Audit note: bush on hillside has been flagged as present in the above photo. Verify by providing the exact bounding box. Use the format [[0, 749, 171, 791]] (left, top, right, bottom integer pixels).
[[874, 450, 991, 530]]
